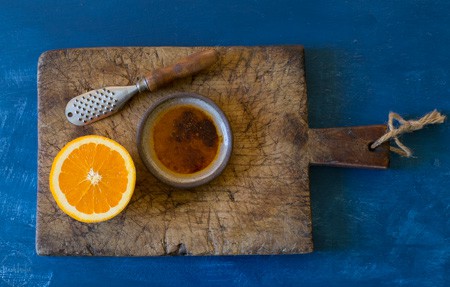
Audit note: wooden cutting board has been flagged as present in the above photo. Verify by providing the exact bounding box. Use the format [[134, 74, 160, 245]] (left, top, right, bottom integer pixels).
[[36, 46, 389, 256]]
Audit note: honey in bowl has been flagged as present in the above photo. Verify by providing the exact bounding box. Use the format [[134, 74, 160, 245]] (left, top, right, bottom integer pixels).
[[137, 93, 232, 188], [152, 105, 220, 174]]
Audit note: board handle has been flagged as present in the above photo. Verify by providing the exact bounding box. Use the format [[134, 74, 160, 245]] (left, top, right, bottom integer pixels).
[[144, 49, 219, 92], [309, 125, 390, 169]]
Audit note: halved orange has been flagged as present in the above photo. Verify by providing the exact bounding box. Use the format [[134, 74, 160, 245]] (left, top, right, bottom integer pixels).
[[49, 135, 136, 223]]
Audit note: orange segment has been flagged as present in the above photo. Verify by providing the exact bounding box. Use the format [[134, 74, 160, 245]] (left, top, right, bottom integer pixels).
[[49, 135, 136, 223]]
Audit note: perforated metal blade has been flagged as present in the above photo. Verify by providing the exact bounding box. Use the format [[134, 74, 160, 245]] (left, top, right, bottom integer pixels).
[[64, 49, 219, 126], [65, 85, 140, 126]]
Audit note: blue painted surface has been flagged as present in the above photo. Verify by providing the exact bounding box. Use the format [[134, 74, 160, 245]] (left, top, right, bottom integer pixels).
[[0, 0, 449, 286]]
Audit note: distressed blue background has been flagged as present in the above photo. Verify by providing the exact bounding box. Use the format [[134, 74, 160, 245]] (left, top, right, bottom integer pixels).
[[0, 0, 449, 286]]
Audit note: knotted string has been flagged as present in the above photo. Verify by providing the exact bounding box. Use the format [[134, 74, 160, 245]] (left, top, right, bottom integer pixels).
[[370, 110, 446, 157]]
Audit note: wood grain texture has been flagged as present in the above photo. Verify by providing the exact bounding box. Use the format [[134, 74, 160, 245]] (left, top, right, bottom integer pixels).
[[309, 126, 389, 169], [1, 1, 446, 285], [37, 46, 390, 256], [37, 46, 313, 256], [145, 49, 219, 92]]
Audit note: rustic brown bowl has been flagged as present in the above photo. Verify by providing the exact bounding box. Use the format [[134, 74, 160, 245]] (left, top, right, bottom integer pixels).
[[137, 93, 233, 188]]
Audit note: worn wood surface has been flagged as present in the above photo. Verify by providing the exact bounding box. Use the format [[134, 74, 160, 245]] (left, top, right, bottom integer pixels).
[[37, 46, 388, 256], [145, 49, 219, 92], [309, 126, 390, 168]]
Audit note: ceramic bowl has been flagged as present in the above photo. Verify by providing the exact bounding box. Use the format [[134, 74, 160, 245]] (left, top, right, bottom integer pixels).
[[137, 93, 232, 188]]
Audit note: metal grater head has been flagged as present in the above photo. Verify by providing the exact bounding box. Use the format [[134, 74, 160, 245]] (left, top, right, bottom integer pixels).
[[65, 85, 139, 126]]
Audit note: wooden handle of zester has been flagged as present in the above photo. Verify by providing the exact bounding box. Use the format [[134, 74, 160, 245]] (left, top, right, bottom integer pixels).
[[309, 125, 390, 169], [144, 49, 219, 92]]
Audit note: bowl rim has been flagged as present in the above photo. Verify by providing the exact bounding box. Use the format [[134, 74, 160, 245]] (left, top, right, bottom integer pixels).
[[136, 92, 233, 188]]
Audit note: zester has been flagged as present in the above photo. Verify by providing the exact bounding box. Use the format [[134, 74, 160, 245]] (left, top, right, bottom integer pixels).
[[65, 49, 219, 126]]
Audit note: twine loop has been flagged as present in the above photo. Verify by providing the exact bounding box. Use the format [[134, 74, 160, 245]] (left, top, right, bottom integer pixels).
[[370, 110, 446, 157]]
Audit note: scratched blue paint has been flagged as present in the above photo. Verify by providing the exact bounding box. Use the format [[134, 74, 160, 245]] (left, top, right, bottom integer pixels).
[[0, 0, 449, 286]]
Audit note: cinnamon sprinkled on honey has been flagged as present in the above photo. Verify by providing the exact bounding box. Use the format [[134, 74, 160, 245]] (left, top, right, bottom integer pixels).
[[152, 106, 219, 174]]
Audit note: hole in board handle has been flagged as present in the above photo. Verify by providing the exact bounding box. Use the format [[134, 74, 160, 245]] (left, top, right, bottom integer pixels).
[[368, 141, 376, 152]]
